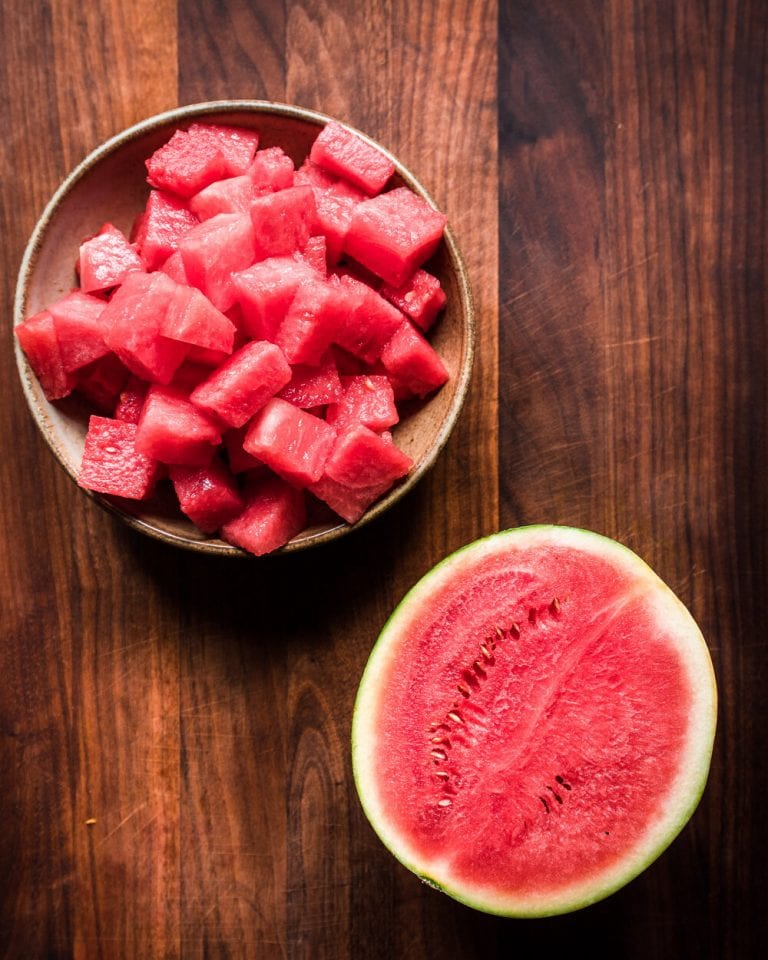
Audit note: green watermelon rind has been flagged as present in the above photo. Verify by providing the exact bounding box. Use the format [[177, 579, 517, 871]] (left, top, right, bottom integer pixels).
[[351, 525, 717, 918]]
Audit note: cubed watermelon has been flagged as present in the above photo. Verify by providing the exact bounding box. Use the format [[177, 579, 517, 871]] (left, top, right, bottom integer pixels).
[[146, 123, 259, 198], [249, 146, 295, 193], [275, 276, 345, 365], [325, 374, 398, 433], [178, 213, 256, 312], [101, 271, 189, 383], [160, 284, 236, 354], [15, 309, 75, 400], [295, 158, 367, 265], [160, 250, 190, 284], [277, 353, 343, 408], [250, 185, 317, 261], [308, 473, 395, 524], [189, 175, 256, 220], [379, 268, 446, 332], [190, 340, 292, 428], [380, 320, 450, 398], [78, 223, 144, 293], [48, 290, 111, 373], [135, 384, 221, 465], [243, 398, 335, 487], [232, 256, 316, 341], [220, 472, 307, 556], [114, 375, 149, 424], [344, 187, 447, 286], [78, 415, 162, 499], [324, 425, 412, 489], [300, 236, 327, 276], [309, 121, 394, 195], [331, 273, 403, 363], [169, 457, 243, 533], [134, 190, 199, 270]]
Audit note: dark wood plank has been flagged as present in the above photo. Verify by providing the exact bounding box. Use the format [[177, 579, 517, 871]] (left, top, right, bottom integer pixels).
[[0, 2, 180, 958], [500, 1, 767, 956]]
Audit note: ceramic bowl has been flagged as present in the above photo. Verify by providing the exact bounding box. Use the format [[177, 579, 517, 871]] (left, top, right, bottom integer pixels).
[[14, 101, 474, 555]]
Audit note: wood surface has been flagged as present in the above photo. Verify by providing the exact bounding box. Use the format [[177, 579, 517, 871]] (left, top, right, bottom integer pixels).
[[0, 0, 763, 957]]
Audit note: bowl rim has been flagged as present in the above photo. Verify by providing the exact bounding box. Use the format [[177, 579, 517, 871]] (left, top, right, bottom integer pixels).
[[13, 99, 475, 556]]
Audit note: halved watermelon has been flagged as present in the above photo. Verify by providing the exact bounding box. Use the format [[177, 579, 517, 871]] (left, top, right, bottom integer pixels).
[[352, 526, 717, 917]]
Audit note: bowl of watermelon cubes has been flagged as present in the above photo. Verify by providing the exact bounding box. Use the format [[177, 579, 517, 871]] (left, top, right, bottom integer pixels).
[[14, 101, 474, 556]]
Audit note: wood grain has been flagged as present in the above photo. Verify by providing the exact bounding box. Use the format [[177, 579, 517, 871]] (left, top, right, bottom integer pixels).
[[500, 1, 766, 956], [0, 0, 764, 957]]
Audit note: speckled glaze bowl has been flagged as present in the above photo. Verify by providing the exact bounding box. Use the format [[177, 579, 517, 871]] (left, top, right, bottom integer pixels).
[[14, 101, 474, 555]]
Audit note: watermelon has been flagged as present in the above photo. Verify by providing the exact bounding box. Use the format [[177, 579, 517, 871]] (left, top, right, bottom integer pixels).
[[344, 187, 447, 287], [15, 309, 75, 400], [190, 340, 292, 428], [134, 190, 198, 270], [145, 123, 259, 198], [78, 416, 162, 499], [48, 290, 111, 373], [309, 120, 394, 195], [78, 223, 144, 293], [248, 146, 295, 194], [220, 472, 306, 556], [17, 119, 454, 555], [352, 526, 717, 917]]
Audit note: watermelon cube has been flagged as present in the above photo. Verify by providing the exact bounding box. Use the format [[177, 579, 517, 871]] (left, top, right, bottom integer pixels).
[[250, 185, 317, 261], [220, 473, 307, 556], [296, 159, 367, 264], [78, 415, 162, 499], [102, 271, 189, 383], [232, 256, 316, 341], [48, 290, 111, 373], [201, 124, 260, 175], [379, 268, 446, 332], [114, 375, 149, 424], [308, 473, 394, 524], [134, 190, 198, 270], [249, 146, 295, 194], [324, 425, 412, 489], [78, 223, 144, 294], [309, 121, 394, 195], [74, 353, 129, 413], [300, 236, 327, 276], [178, 213, 256, 312], [169, 457, 243, 533], [15, 309, 75, 400], [135, 384, 221, 465], [243, 398, 335, 487], [160, 284, 236, 354], [276, 277, 345, 365], [190, 340, 292, 428], [277, 353, 343, 408], [331, 273, 403, 363], [344, 187, 447, 286], [189, 175, 256, 220], [160, 250, 189, 284], [145, 123, 259, 198], [380, 320, 450, 398], [325, 375, 398, 433]]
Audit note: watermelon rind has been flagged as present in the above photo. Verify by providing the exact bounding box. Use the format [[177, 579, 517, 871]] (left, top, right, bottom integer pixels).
[[351, 525, 717, 917]]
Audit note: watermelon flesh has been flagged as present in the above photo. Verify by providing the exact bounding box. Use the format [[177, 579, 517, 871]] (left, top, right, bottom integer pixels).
[[18, 119, 453, 555], [352, 526, 717, 917]]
